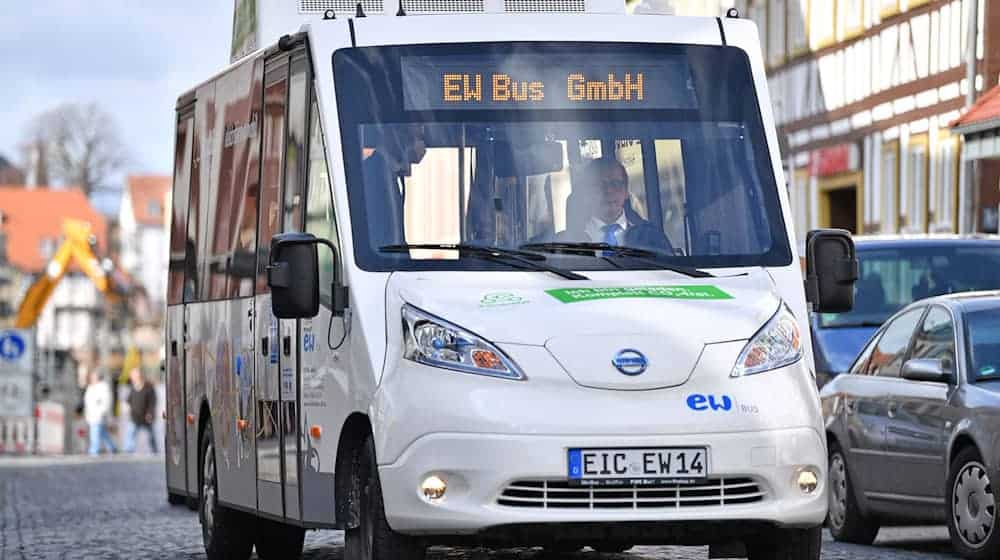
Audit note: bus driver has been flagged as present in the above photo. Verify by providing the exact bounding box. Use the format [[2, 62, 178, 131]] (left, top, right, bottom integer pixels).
[[560, 156, 673, 251]]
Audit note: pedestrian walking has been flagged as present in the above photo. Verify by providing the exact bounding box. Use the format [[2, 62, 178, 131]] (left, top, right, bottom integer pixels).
[[83, 370, 117, 456], [124, 368, 158, 454]]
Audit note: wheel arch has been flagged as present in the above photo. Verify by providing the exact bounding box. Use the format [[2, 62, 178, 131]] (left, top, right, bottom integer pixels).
[[335, 412, 373, 530]]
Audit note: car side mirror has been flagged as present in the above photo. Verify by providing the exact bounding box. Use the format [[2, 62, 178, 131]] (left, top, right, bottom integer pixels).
[[267, 233, 347, 319], [804, 229, 858, 313], [901, 358, 952, 383]]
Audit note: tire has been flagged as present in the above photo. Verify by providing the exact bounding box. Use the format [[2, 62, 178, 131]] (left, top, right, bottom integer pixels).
[[167, 491, 187, 506], [946, 447, 1000, 560], [592, 543, 633, 553], [255, 518, 306, 560], [199, 422, 254, 560], [745, 526, 822, 560], [344, 436, 426, 560], [827, 443, 880, 545]]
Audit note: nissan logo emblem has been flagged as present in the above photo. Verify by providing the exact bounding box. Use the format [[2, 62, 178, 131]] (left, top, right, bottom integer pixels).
[[612, 349, 647, 376]]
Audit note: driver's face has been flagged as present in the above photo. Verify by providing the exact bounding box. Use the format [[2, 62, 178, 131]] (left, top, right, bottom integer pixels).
[[592, 166, 629, 222]]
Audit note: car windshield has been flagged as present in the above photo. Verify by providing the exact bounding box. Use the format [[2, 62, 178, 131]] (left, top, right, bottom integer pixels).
[[966, 307, 1000, 381], [819, 245, 1000, 328], [334, 42, 791, 272]]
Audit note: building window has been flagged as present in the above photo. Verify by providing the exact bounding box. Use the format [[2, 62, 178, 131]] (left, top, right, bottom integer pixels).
[[147, 200, 161, 218], [881, 139, 899, 232], [903, 133, 929, 233], [768, 0, 787, 67], [810, 0, 836, 50], [788, 0, 809, 56], [838, 0, 865, 40], [880, 0, 899, 19]]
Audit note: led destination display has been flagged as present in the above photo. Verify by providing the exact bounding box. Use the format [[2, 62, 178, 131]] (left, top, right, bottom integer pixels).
[[401, 53, 698, 111]]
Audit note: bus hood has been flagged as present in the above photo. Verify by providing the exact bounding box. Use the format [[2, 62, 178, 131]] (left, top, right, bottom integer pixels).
[[391, 270, 781, 390]]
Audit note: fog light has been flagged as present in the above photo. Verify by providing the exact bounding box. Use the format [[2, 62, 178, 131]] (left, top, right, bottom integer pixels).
[[421, 476, 447, 501], [797, 469, 819, 494]]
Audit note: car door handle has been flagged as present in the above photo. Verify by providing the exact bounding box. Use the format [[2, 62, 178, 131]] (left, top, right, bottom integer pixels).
[[170, 340, 178, 357], [888, 403, 898, 419], [260, 336, 269, 356], [283, 335, 292, 356]]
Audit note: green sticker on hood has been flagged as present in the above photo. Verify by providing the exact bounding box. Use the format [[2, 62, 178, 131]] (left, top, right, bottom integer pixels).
[[546, 285, 733, 303]]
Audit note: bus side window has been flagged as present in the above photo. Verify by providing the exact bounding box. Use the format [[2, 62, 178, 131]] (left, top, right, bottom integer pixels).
[[169, 111, 193, 305], [283, 54, 310, 233], [257, 59, 289, 293], [304, 94, 340, 308]]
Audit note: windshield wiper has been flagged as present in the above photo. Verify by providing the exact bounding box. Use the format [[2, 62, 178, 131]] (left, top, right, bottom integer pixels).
[[520, 242, 714, 278], [378, 243, 588, 281]]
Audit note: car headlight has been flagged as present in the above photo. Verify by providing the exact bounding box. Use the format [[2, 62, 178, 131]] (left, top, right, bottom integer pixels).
[[402, 304, 525, 380], [731, 304, 802, 377]]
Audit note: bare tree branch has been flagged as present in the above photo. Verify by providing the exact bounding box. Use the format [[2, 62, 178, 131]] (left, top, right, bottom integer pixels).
[[20, 102, 129, 197]]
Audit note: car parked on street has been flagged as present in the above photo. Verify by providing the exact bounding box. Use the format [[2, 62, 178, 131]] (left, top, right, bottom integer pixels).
[[821, 291, 1000, 559], [812, 236, 1000, 386]]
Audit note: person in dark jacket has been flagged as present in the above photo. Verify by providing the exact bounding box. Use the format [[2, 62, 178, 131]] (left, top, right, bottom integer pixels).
[[124, 368, 158, 454], [557, 156, 673, 251]]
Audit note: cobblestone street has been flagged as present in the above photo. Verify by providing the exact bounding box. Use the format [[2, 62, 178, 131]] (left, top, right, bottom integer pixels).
[[0, 457, 962, 560]]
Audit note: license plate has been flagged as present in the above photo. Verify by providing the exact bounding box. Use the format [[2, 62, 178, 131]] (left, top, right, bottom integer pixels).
[[568, 447, 709, 483]]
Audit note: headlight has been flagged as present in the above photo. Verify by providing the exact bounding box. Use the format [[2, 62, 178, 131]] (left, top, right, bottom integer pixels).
[[402, 304, 525, 380], [731, 304, 802, 377]]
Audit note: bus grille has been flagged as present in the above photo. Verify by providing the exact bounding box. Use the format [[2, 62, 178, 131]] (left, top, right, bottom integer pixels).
[[299, 0, 384, 14], [504, 0, 585, 12], [403, 0, 485, 12], [497, 478, 765, 509]]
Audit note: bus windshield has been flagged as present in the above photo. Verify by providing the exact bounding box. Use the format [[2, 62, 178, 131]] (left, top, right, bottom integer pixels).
[[334, 42, 791, 272]]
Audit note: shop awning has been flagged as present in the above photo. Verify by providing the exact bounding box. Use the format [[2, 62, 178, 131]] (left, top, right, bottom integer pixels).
[[952, 85, 1000, 161]]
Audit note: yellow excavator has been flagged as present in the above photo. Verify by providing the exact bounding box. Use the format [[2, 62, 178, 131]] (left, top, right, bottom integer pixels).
[[14, 219, 114, 328]]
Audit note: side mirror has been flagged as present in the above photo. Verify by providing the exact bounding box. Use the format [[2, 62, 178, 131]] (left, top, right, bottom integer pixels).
[[901, 358, 952, 383], [268, 233, 320, 319], [804, 229, 858, 313]]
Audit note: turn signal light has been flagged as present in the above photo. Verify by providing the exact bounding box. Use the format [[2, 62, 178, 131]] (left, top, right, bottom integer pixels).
[[237, 419, 248, 431], [186, 414, 195, 425], [310, 425, 322, 439]]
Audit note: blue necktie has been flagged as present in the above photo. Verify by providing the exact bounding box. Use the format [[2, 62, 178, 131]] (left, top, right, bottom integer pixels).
[[602, 223, 622, 246]]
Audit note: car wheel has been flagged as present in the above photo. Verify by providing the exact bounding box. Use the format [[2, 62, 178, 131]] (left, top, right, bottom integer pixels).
[[947, 447, 1000, 560], [255, 517, 306, 559], [592, 543, 633, 553], [827, 443, 879, 544], [344, 436, 426, 560], [745, 526, 821, 560], [199, 421, 254, 560]]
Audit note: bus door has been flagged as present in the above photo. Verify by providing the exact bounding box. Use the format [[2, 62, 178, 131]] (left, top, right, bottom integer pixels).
[[255, 48, 310, 521], [165, 104, 194, 498], [277, 50, 311, 522], [255, 53, 290, 519]]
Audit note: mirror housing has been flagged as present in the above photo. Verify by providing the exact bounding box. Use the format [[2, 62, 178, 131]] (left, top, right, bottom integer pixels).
[[805, 229, 858, 313], [901, 358, 952, 383], [268, 233, 347, 319]]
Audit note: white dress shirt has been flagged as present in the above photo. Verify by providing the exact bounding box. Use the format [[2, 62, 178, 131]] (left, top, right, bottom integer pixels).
[[584, 212, 629, 244]]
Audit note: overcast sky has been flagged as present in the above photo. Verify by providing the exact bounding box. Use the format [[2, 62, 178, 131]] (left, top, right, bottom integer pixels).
[[0, 2, 232, 204]]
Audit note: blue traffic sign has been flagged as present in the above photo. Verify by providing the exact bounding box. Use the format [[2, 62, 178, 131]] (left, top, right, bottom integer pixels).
[[0, 332, 26, 362]]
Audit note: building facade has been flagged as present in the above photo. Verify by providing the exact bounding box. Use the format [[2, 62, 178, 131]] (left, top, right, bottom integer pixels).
[[118, 175, 170, 308], [734, 0, 1000, 239]]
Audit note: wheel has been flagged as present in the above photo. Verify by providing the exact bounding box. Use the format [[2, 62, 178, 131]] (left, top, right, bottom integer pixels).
[[947, 447, 1000, 559], [827, 443, 880, 544], [745, 526, 821, 560], [591, 543, 633, 553], [255, 518, 306, 559], [344, 436, 426, 560], [167, 491, 187, 506], [199, 421, 254, 560]]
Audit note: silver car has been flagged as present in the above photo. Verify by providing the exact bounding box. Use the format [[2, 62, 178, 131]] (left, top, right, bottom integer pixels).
[[821, 291, 1000, 560]]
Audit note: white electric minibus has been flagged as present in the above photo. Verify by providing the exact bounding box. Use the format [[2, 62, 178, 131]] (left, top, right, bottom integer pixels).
[[163, 1, 857, 558]]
